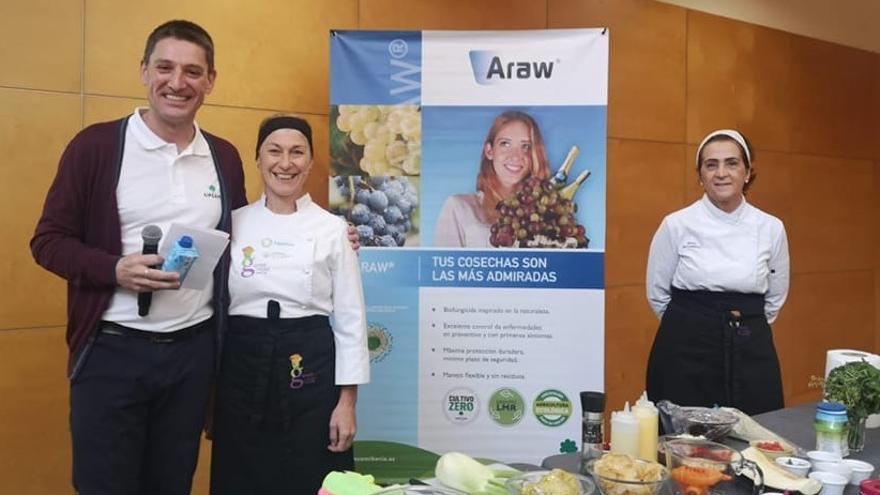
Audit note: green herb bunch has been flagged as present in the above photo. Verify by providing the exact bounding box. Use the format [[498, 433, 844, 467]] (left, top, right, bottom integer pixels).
[[823, 360, 880, 420]]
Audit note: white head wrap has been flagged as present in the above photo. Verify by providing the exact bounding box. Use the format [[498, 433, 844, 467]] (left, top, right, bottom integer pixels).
[[695, 129, 751, 167]]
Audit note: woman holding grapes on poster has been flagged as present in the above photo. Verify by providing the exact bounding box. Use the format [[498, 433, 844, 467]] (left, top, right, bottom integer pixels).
[[434, 111, 552, 247]]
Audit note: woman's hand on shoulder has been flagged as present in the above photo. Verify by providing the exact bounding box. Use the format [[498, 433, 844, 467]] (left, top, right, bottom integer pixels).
[[346, 222, 360, 252]]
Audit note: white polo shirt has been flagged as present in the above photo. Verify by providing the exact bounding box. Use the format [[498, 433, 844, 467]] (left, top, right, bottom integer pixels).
[[101, 108, 221, 332]]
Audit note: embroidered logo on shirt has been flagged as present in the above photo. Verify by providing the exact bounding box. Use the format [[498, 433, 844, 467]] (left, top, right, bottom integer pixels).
[[681, 238, 701, 249], [289, 353, 317, 389], [261, 237, 296, 249], [203, 183, 221, 199]]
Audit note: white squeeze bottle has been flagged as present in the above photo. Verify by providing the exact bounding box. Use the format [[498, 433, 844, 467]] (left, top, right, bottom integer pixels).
[[632, 391, 659, 461], [610, 402, 640, 458]]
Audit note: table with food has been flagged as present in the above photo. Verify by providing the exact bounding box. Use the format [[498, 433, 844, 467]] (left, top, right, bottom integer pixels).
[[541, 399, 880, 495], [316, 359, 880, 495]]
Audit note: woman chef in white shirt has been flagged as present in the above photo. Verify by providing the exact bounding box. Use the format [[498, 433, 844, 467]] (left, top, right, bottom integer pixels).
[[211, 115, 368, 495], [645, 129, 789, 416]]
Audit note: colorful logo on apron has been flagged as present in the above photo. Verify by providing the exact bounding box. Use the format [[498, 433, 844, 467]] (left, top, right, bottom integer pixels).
[[289, 353, 317, 389]]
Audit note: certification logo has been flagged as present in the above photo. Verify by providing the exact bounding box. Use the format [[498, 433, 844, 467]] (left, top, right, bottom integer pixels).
[[488, 387, 525, 426], [443, 387, 479, 425], [367, 322, 393, 363], [532, 389, 572, 427]]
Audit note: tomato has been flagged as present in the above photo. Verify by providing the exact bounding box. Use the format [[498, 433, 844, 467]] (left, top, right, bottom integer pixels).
[[756, 441, 784, 451]]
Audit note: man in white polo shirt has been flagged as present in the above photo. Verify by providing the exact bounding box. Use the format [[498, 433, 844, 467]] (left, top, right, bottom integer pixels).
[[32, 20, 247, 494]]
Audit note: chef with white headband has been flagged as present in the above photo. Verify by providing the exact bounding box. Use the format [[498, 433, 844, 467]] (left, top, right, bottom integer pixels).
[[645, 129, 790, 416]]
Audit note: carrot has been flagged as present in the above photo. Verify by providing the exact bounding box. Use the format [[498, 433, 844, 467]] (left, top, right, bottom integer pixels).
[[671, 466, 733, 495]]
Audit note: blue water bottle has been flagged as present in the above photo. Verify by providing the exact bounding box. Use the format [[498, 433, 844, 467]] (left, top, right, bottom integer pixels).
[[162, 235, 198, 282]]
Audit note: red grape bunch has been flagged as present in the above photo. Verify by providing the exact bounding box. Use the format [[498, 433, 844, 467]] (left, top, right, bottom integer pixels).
[[489, 176, 589, 249]]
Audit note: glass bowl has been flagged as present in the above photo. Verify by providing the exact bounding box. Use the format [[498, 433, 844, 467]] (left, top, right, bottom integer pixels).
[[682, 408, 738, 440], [657, 402, 740, 442], [584, 457, 669, 495], [506, 469, 596, 495]]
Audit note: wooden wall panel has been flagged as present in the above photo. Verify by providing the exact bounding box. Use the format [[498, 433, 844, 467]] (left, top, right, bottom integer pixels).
[[875, 60, 880, 160], [605, 285, 659, 413], [0, 0, 82, 92], [686, 12, 795, 152], [549, 0, 687, 143], [359, 0, 547, 29], [82, 95, 148, 132], [735, 151, 796, 229], [775, 271, 875, 404], [789, 36, 877, 160], [875, 162, 880, 352], [0, 327, 70, 494], [606, 139, 688, 286], [191, 441, 212, 495], [84, 0, 358, 114], [785, 155, 874, 274], [0, 89, 81, 328]]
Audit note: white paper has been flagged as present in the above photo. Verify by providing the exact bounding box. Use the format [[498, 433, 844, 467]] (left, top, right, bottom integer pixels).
[[159, 223, 230, 290]]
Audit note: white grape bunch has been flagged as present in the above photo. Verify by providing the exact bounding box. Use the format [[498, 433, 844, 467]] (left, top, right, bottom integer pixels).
[[334, 105, 421, 177]]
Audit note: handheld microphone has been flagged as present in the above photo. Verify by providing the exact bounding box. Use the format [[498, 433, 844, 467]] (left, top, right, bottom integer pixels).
[[138, 224, 163, 317]]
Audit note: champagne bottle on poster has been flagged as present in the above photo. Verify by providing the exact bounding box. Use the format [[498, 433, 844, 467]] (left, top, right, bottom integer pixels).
[[559, 169, 591, 200], [550, 145, 580, 188]]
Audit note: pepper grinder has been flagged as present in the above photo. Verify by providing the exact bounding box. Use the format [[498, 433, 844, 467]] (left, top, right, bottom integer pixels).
[[580, 391, 606, 466]]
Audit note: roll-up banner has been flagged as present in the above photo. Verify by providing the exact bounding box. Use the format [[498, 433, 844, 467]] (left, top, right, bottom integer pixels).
[[329, 28, 608, 480]]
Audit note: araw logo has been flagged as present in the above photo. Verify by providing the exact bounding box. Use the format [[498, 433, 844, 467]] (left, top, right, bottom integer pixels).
[[469, 50, 557, 86]]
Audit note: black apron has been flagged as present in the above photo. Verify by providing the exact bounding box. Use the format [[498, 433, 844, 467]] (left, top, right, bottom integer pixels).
[[210, 312, 353, 495], [646, 288, 784, 416]]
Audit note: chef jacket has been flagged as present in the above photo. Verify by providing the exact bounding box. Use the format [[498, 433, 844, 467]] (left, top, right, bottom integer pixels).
[[228, 194, 369, 385], [646, 194, 789, 323]]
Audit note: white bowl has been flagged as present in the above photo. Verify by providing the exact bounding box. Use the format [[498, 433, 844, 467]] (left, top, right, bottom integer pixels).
[[842, 459, 874, 486], [809, 471, 848, 495], [807, 450, 843, 463], [812, 461, 852, 483], [775, 456, 811, 477]]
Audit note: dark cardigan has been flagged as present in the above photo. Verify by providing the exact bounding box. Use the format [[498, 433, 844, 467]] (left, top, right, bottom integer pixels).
[[31, 117, 247, 376]]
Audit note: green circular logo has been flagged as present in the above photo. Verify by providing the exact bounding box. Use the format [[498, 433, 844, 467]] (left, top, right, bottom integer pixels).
[[488, 388, 525, 426], [532, 389, 572, 427], [366, 322, 392, 363]]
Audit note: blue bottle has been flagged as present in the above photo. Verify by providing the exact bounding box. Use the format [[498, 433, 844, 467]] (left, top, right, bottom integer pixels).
[[814, 401, 848, 456], [162, 235, 198, 282]]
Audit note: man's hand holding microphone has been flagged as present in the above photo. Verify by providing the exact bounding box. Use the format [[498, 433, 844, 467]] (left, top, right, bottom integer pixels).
[[114, 225, 180, 316]]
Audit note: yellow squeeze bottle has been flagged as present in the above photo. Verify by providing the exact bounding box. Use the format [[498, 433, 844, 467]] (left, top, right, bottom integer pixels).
[[632, 391, 658, 461]]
